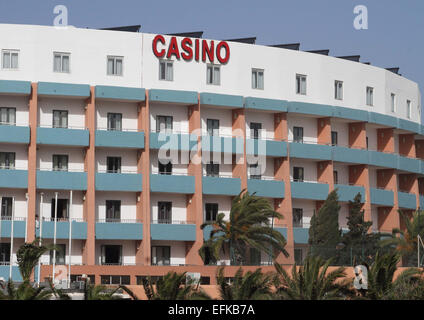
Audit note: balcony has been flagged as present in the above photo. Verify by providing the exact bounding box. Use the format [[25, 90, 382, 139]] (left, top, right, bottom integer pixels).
[[289, 141, 332, 161], [0, 124, 30, 144], [0, 169, 28, 189], [150, 221, 196, 241], [36, 218, 87, 240], [0, 79, 31, 95], [37, 82, 90, 98], [36, 170, 87, 190], [37, 126, 89, 147], [201, 135, 243, 154], [334, 184, 365, 202], [420, 195, 424, 209], [95, 85, 145, 102], [95, 129, 145, 149], [0, 217, 26, 238], [290, 181, 329, 201], [368, 150, 398, 168], [95, 172, 142, 192], [0, 266, 22, 281], [398, 156, 421, 174], [331, 146, 368, 164], [95, 219, 143, 240], [150, 173, 195, 194], [149, 131, 197, 152], [398, 191, 417, 210], [293, 227, 309, 244], [370, 188, 394, 207], [246, 138, 287, 157], [202, 176, 241, 196], [247, 178, 285, 198]]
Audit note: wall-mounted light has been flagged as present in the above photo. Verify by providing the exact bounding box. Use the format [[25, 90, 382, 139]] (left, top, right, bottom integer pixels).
[[189, 199, 192, 204], [137, 196, 141, 202]]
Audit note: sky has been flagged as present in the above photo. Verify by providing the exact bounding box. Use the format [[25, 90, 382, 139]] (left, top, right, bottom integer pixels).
[[0, 0, 423, 120]]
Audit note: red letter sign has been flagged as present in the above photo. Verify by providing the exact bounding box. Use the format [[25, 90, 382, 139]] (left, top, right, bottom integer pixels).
[[202, 40, 214, 63], [181, 37, 193, 60], [167, 37, 181, 59], [152, 35, 166, 58], [216, 41, 230, 64]]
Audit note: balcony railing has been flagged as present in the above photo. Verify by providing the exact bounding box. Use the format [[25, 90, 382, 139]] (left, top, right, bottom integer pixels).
[[0, 216, 26, 221], [40, 217, 85, 222], [96, 219, 142, 224], [151, 220, 195, 225]]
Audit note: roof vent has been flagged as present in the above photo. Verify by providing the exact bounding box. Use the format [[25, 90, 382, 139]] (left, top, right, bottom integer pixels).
[[100, 25, 141, 32], [306, 49, 330, 56], [224, 37, 256, 44], [270, 43, 300, 50], [337, 55, 361, 62], [386, 67, 401, 75], [166, 31, 204, 38]]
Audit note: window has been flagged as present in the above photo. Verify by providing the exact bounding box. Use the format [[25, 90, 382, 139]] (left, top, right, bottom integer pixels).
[[0, 243, 10, 265], [101, 275, 130, 285], [292, 208, 303, 228], [331, 131, 338, 146], [249, 163, 262, 180], [294, 248, 303, 265], [205, 203, 218, 222], [151, 246, 170, 266], [2, 50, 19, 69], [249, 248, 261, 265], [51, 199, 69, 220], [1, 197, 12, 218], [0, 108, 16, 125], [50, 244, 66, 265], [250, 122, 262, 139], [156, 115, 173, 133], [252, 69, 264, 89], [107, 56, 123, 76], [101, 245, 122, 265], [293, 127, 304, 143], [207, 119, 219, 136], [296, 74, 307, 95], [158, 201, 172, 224], [366, 87, 374, 106], [106, 200, 121, 222], [407, 100, 411, 119], [366, 136, 369, 150], [206, 162, 219, 177], [53, 110, 68, 128], [107, 113, 122, 131], [335, 80, 343, 100], [293, 167, 304, 182], [53, 52, 70, 73], [158, 159, 172, 175], [207, 64, 220, 85], [333, 170, 338, 185], [159, 60, 173, 81], [0, 152, 15, 169], [107, 157, 121, 173], [391, 93, 396, 112], [52, 155, 68, 171]]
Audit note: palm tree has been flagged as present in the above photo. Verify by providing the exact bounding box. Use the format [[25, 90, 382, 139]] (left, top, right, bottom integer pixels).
[[82, 278, 127, 300], [365, 251, 422, 300], [0, 279, 54, 300], [380, 210, 424, 266], [274, 255, 353, 300], [142, 271, 210, 300], [216, 267, 275, 300], [199, 191, 288, 266]]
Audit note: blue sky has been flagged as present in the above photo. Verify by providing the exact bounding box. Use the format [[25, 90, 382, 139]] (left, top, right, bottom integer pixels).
[[1, 0, 423, 120]]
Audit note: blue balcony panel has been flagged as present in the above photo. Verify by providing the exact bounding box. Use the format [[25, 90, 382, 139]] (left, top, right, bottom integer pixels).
[[332, 106, 368, 122], [95, 130, 144, 149], [200, 92, 243, 108], [398, 118, 420, 135], [368, 112, 398, 128], [0, 220, 26, 238], [246, 139, 287, 157], [37, 171, 87, 190], [95, 173, 142, 192], [420, 195, 424, 209], [0, 80, 31, 95], [368, 151, 397, 168], [332, 146, 368, 164], [370, 188, 394, 207], [275, 227, 288, 239], [95, 85, 145, 102], [247, 179, 285, 198], [150, 174, 195, 194], [335, 184, 365, 202], [202, 176, 241, 196], [0, 125, 29, 144], [201, 135, 243, 154], [37, 127, 89, 147], [149, 89, 198, 105], [293, 227, 309, 244], [288, 101, 333, 117], [149, 132, 197, 151], [95, 222, 143, 240], [151, 223, 196, 241], [244, 97, 288, 112], [290, 142, 332, 161], [38, 82, 90, 98], [398, 192, 417, 210], [0, 266, 22, 282], [0, 170, 28, 189], [398, 156, 421, 174], [291, 182, 329, 200], [36, 221, 87, 239]]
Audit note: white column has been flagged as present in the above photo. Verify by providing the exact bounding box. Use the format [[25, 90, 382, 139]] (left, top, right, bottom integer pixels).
[[8, 197, 15, 280], [37, 193, 44, 287], [68, 190, 73, 288], [52, 192, 58, 284]]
